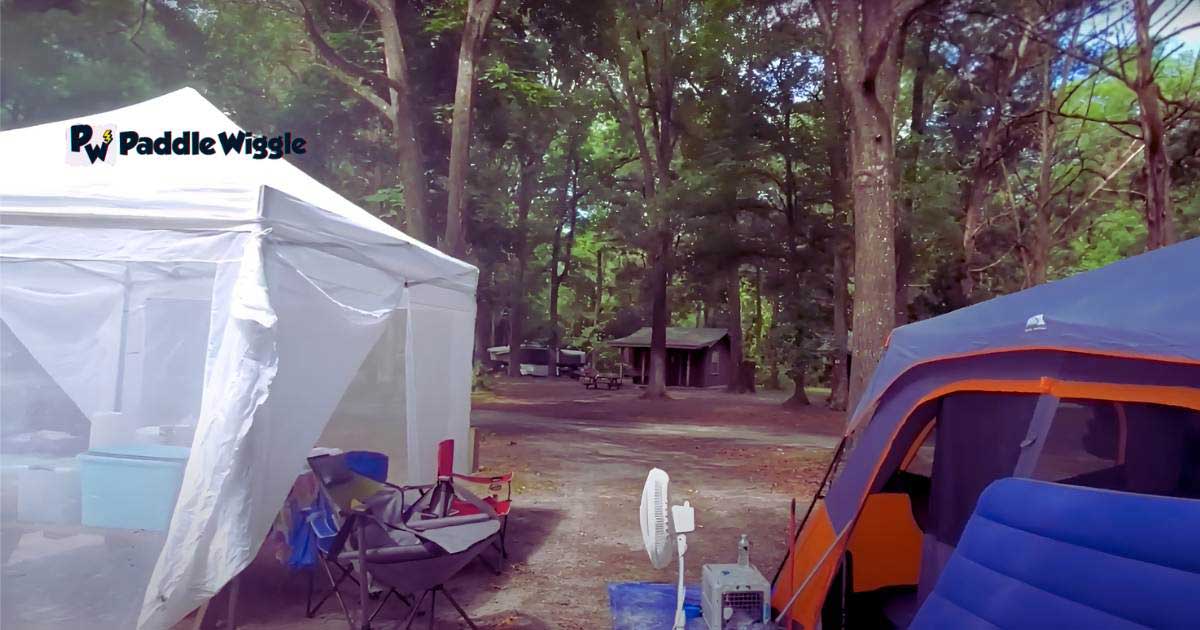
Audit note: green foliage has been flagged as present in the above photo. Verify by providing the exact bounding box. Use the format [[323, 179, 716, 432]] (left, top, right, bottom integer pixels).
[[5, 0, 1196, 398], [1068, 208, 1146, 272]]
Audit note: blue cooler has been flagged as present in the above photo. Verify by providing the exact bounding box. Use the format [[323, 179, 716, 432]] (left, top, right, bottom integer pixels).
[[78, 444, 190, 531], [345, 450, 388, 482]]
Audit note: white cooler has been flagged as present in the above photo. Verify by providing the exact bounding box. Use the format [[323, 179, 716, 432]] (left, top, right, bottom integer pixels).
[[16, 460, 81, 525]]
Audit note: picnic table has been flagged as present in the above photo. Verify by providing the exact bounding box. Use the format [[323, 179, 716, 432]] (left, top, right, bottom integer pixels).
[[582, 371, 623, 390]]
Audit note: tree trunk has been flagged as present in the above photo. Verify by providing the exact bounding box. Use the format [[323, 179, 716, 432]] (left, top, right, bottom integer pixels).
[[643, 29, 675, 401], [784, 360, 811, 408], [726, 265, 747, 393], [506, 155, 539, 377], [475, 268, 493, 364], [960, 24, 1037, 298], [368, 0, 432, 244], [594, 248, 604, 331], [817, 0, 914, 411], [844, 76, 900, 412], [1028, 56, 1055, 287], [444, 0, 500, 256], [959, 119, 999, 299], [752, 265, 763, 360], [644, 228, 671, 398], [608, 9, 678, 400], [547, 150, 580, 377], [829, 246, 850, 411], [1132, 0, 1176, 250], [547, 183, 567, 378], [547, 246, 562, 377], [766, 297, 782, 390], [895, 22, 933, 325], [825, 64, 852, 412]]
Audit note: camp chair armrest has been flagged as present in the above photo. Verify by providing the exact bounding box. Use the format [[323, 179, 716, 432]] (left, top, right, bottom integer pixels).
[[452, 472, 513, 484], [383, 480, 434, 493], [406, 513, 492, 531], [338, 544, 435, 564], [453, 472, 513, 502]]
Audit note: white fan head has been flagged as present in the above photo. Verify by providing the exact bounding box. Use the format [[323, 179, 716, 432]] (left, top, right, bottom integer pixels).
[[640, 468, 672, 569]]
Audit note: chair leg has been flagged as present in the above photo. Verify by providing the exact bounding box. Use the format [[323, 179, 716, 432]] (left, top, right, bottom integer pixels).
[[356, 525, 371, 630], [438, 586, 479, 630], [367, 588, 411, 624], [402, 590, 429, 630], [309, 558, 357, 626], [428, 588, 437, 630], [306, 567, 315, 616]]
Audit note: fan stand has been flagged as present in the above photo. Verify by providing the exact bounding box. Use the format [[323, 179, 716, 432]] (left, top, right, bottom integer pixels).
[[673, 533, 688, 630]]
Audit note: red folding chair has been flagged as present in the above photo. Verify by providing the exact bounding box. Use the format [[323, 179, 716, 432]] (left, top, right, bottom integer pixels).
[[434, 440, 513, 569]]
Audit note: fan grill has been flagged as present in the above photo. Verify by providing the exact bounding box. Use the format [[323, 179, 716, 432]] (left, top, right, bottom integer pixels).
[[653, 483, 668, 538]]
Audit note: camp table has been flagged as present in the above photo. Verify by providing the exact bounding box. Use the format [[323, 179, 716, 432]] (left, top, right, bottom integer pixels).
[[598, 373, 623, 389]]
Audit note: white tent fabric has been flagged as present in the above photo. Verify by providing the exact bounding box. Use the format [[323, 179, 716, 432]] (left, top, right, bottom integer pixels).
[[0, 88, 477, 629]]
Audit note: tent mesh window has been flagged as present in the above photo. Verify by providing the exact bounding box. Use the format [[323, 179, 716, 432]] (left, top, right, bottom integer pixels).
[[1038, 401, 1200, 499], [1032, 400, 1119, 483]]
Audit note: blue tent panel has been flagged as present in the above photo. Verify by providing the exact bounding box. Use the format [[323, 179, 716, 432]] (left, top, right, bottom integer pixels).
[[852, 238, 1200, 426]]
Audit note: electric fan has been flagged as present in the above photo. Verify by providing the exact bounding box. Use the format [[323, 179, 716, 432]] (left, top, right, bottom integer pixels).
[[640, 468, 695, 630]]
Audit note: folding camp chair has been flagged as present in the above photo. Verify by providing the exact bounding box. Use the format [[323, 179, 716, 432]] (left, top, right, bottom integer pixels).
[[430, 439, 514, 570], [306, 453, 501, 630], [303, 494, 411, 625]]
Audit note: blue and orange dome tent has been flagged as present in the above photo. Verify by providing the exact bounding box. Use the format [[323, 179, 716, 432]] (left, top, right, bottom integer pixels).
[[772, 237, 1200, 628]]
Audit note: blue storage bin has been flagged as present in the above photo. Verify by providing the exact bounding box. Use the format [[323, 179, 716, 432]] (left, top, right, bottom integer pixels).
[[345, 450, 388, 482], [78, 444, 190, 531]]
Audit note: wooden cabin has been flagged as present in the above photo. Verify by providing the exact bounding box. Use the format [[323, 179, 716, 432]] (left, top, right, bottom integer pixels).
[[608, 327, 731, 387]]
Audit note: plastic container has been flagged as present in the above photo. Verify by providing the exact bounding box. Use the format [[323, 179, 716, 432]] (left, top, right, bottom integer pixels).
[[17, 461, 81, 525], [345, 450, 388, 482], [78, 444, 190, 531]]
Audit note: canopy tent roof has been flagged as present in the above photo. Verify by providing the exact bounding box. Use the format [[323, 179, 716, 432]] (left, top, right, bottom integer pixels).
[[608, 326, 729, 350], [850, 238, 1200, 430], [0, 87, 474, 292]]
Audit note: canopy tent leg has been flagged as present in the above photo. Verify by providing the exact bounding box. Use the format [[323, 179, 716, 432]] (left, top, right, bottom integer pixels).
[[190, 602, 209, 630], [227, 575, 239, 629], [187, 573, 239, 630]]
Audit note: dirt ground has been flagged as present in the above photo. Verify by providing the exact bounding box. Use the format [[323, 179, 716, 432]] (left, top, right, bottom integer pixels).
[[213, 378, 845, 629]]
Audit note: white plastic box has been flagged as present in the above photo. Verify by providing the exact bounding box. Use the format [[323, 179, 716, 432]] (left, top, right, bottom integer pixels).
[[16, 461, 81, 525]]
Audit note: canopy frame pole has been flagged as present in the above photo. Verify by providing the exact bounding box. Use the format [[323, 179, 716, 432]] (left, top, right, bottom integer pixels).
[[1014, 391, 1061, 478]]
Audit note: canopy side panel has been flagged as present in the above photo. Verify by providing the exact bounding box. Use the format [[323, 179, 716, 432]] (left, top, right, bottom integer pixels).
[[1, 262, 125, 420], [405, 283, 477, 482], [136, 233, 277, 629], [1, 225, 240, 630], [137, 235, 412, 628]]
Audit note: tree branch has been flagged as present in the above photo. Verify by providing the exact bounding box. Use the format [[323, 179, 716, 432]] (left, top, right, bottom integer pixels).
[[298, 0, 403, 103], [863, 0, 931, 82], [1052, 139, 1143, 236]]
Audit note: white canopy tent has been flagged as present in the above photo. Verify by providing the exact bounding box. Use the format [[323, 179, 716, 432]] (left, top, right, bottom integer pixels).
[[0, 88, 477, 629]]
